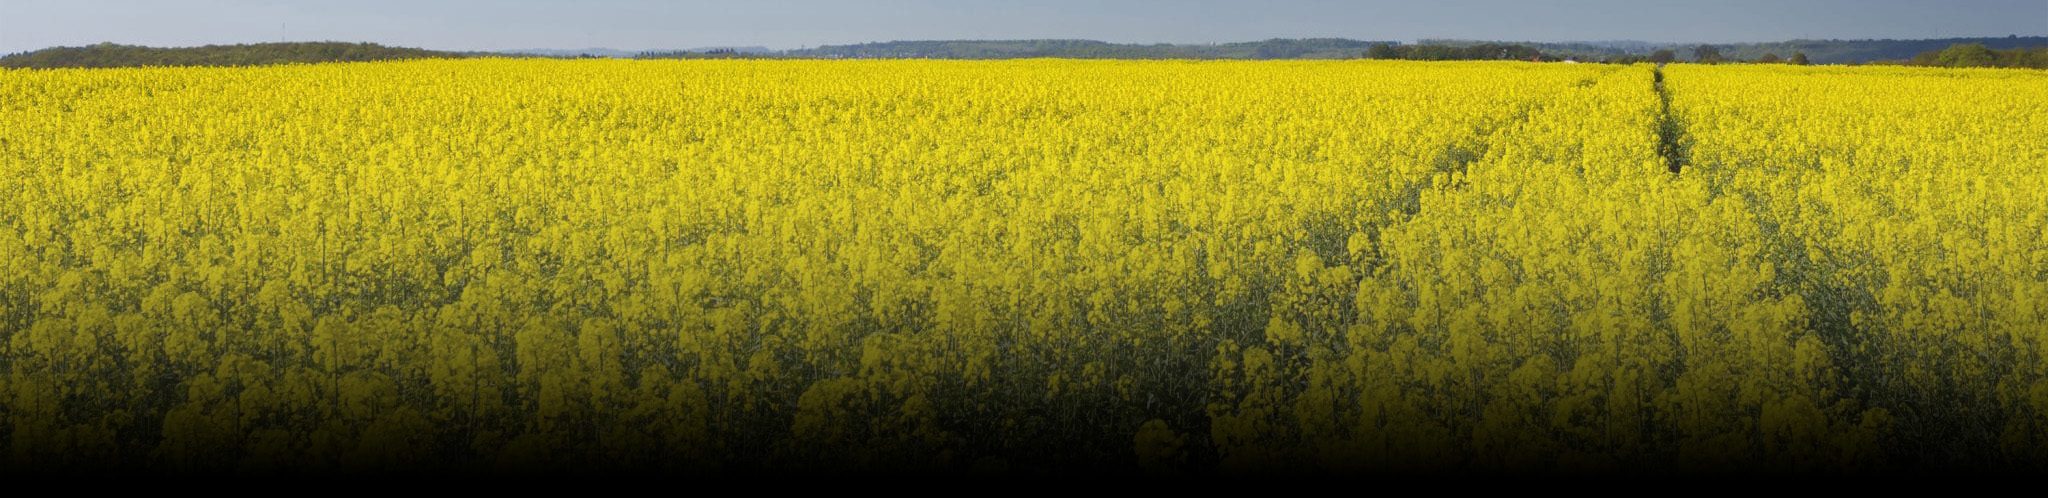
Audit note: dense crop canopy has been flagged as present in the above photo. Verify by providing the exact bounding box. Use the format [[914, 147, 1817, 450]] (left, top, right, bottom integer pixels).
[[0, 59, 2042, 474]]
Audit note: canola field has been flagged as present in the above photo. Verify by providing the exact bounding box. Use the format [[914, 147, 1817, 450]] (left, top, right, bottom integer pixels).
[[1, 59, 2044, 474]]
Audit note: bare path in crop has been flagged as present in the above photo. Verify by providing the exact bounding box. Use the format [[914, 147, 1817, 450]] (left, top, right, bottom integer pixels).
[[1653, 64, 1688, 174]]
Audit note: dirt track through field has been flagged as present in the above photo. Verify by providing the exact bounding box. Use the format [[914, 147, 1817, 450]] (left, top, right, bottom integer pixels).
[[1653, 64, 1688, 174]]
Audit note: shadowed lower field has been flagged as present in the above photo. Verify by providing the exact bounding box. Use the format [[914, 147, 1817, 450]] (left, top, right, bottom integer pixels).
[[1, 59, 2045, 475]]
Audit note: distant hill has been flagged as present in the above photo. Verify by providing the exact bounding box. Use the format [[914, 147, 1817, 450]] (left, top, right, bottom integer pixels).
[[497, 48, 642, 58], [780, 38, 1396, 59], [1, 42, 472, 69], [685, 46, 774, 54], [634, 46, 781, 59]]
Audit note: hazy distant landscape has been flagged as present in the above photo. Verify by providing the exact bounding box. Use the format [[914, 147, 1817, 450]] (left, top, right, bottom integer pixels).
[[6, 36, 2046, 69]]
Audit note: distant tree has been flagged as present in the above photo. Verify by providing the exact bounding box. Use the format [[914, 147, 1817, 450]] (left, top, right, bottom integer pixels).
[[1693, 45, 1724, 64], [1757, 53, 1782, 63], [1908, 49, 1941, 65], [1648, 49, 1676, 64], [1788, 52, 1810, 65], [1366, 43, 1399, 59], [1934, 43, 1997, 67], [2016, 47, 2048, 69]]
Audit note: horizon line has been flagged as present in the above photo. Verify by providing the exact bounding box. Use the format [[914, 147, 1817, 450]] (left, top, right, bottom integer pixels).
[[9, 33, 2048, 56]]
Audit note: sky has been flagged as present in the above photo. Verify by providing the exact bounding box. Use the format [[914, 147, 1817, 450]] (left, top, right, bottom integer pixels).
[[2, 0, 2044, 53]]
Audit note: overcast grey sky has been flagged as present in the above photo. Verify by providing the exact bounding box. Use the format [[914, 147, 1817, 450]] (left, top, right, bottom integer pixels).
[[2, 0, 2043, 53]]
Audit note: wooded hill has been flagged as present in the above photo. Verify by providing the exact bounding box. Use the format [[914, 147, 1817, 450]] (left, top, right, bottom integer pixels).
[[1, 42, 473, 69]]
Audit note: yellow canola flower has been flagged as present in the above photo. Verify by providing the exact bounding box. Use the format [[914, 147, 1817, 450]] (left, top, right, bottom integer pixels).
[[0, 59, 2043, 473]]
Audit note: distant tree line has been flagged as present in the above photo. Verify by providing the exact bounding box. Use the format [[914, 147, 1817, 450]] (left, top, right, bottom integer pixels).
[[778, 39, 1396, 60], [1713, 36, 2045, 65], [1373, 42, 1813, 66], [9, 39, 2042, 69], [1905, 43, 2048, 69], [636, 48, 780, 60], [766, 36, 2045, 65], [1421, 36, 2046, 65], [1365, 43, 1558, 61], [0, 42, 475, 69], [1635, 42, 2047, 68]]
